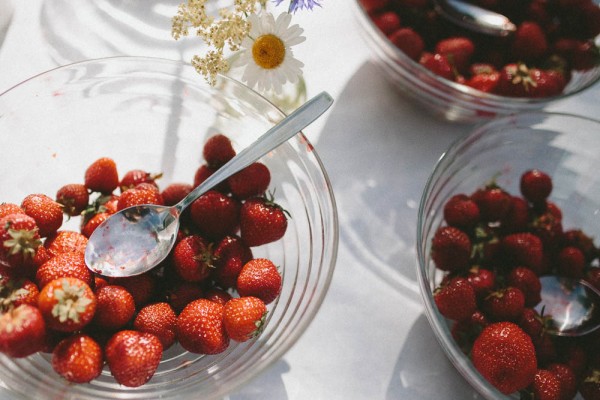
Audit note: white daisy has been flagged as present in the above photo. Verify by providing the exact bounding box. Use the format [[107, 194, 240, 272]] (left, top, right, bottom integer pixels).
[[233, 11, 306, 94]]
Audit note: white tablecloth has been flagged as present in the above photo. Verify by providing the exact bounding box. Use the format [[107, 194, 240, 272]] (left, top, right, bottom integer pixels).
[[0, 1, 598, 399]]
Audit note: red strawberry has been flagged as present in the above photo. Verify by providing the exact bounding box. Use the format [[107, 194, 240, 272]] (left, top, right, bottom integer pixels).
[[109, 273, 157, 309], [419, 52, 455, 81], [172, 235, 214, 283], [500, 196, 530, 233], [529, 69, 567, 98], [51, 334, 103, 383], [467, 267, 496, 299], [482, 287, 525, 321], [81, 212, 110, 238], [193, 164, 229, 193], [434, 277, 477, 321], [203, 134, 236, 168], [0, 203, 25, 219], [38, 277, 96, 332], [105, 330, 163, 387], [84, 157, 119, 194], [495, 63, 538, 97], [530, 369, 562, 400], [430, 226, 472, 272], [165, 280, 204, 313], [520, 169, 553, 204], [204, 287, 233, 305], [547, 363, 578, 400], [239, 195, 288, 247], [388, 28, 425, 61], [372, 11, 401, 35], [117, 186, 163, 211], [36, 251, 93, 290], [44, 230, 88, 257], [189, 191, 240, 240], [92, 285, 135, 331], [471, 186, 512, 222], [176, 298, 229, 354], [501, 233, 544, 272], [0, 277, 39, 311], [563, 229, 597, 262], [0, 213, 41, 269], [56, 184, 90, 217], [465, 64, 501, 93], [472, 322, 537, 394], [161, 183, 193, 206], [530, 211, 563, 251], [133, 302, 177, 349], [512, 21, 548, 60], [212, 235, 253, 288], [443, 194, 480, 230], [236, 258, 282, 304], [227, 162, 271, 200], [507, 267, 542, 307], [21, 193, 63, 238], [119, 169, 161, 192], [435, 37, 475, 73], [359, 0, 389, 13], [557, 246, 586, 279], [223, 296, 267, 342], [0, 304, 46, 358], [518, 307, 545, 338]]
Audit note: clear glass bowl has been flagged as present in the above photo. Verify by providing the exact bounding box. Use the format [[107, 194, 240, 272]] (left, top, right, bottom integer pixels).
[[416, 112, 600, 399], [0, 56, 338, 400], [353, 0, 600, 123]]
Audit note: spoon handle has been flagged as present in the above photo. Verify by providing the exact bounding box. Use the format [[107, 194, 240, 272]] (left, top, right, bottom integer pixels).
[[174, 91, 334, 213]]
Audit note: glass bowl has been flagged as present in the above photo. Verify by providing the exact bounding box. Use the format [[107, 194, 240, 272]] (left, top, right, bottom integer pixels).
[[353, 0, 600, 123], [0, 56, 338, 400], [417, 112, 600, 399]]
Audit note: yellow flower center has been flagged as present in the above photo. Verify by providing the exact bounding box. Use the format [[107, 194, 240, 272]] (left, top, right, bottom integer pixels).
[[252, 34, 286, 70]]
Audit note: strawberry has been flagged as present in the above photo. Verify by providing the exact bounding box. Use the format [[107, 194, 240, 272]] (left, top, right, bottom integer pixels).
[[433, 277, 477, 321], [359, 0, 389, 13], [434, 37, 475, 73], [500, 196, 530, 233], [81, 212, 110, 238], [529, 369, 562, 400], [0, 276, 39, 311], [547, 363, 578, 400], [512, 21, 548, 60], [133, 302, 177, 349], [109, 273, 157, 309], [92, 285, 135, 331], [372, 11, 401, 36], [388, 28, 425, 61], [466, 267, 496, 299], [579, 368, 600, 400], [495, 63, 539, 97], [430, 226, 471, 272], [529, 69, 567, 98], [501, 232, 544, 272], [520, 169, 553, 204], [165, 280, 204, 313], [557, 246, 586, 279], [518, 307, 545, 338], [172, 235, 214, 283], [51, 333, 103, 383], [105, 330, 163, 387], [563, 229, 597, 262], [117, 186, 163, 211], [239, 195, 288, 247], [204, 287, 233, 305], [471, 186, 512, 222], [212, 235, 253, 288], [530, 211, 564, 251], [44, 230, 88, 257], [21, 194, 63, 238], [507, 267, 541, 307], [176, 298, 229, 354], [443, 194, 480, 230], [55, 184, 90, 217], [84, 157, 119, 194], [203, 134, 236, 168], [465, 64, 501, 93], [471, 322, 537, 394], [0, 304, 46, 358], [119, 169, 161, 192], [36, 251, 93, 290], [38, 277, 96, 332], [223, 296, 267, 342], [161, 183, 193, 206], [419, 52, 455, 81], [482, 287, 525, 321], [193, 164, 229, 193], [189, 191, 240, 240], [0, 213, 41, 269], [227, 162, 271, 200], [236, 258, 282, 304], [0, 203, 25, 219]]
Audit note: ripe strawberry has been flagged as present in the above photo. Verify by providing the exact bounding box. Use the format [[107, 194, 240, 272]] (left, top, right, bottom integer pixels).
[[0, 276, 39, 311], [119, 169, 161, 192], [563, 229, 597, 262], [471, 322, 537, 394], [388, 28, 425, 61], [431, 226, 472, 272], [530, 211, 564, 251], [520, 169, 553, 204], [518, 307, 545, 338], [465, 64, 501, 93], [547, 363, 578, 400], [133, 302, 177, 349], [495, 63, 538, 97], [500, 196, 530, 233], [189, 191, 240, 240], [227, 162, 271, 200], [109, 273, 157, 309], [204, 287, 233, 305], [172, 235, 214, 283], [0, 203, 25, 219], [501, 233, 544, 272], [443, 194, 480, 230], [467, 267, 496, 299], [482, 287, 525, 321], [471, 186, 512, 222], [435, 37, 475, 73], [212, 235, 253, 288], [0, 213, 41, 268], [0, 304, 46, 358], [105, 330, 163, 387], [51, 334, 103, 383], [434, 277, 477, 321], [359, 0, 389, 13], [419, 52, 455, 81], [165, 280, 204, 313], [36, 251, 93, 290], [507, 267, 542, 307], [203, 134, 236, 168], [92, 285, 135, 331], [21, 193, 63, 238], [44, 230, 88, 257], [176, 298, 229, 354], [557, 246, 586, 279], [223, 296, 267, 342], [193, 164, 229, 193], [579, 368, 600, 400], [38, 277, 96, 332], [161, 182, 193, 206], [236, 258, 282, 304], [81, 212, 110, 238], [529, 69, 567, 98], [529, 369, 562, 400], [56, 184, 89, 217], [239, 195, 288, 247], [512, 21, 548, 60], [372, 11, 401, 35], [84, 157, 119, 194], [117, 186, 163, 211]]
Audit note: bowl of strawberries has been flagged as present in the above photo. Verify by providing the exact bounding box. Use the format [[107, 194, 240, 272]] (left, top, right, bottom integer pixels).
[[417, 112, 600, 399], [0, 56, 338, 399], [354, 0, 600, 123]]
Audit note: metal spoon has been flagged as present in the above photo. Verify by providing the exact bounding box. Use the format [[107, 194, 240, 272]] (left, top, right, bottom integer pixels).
[[535, 276, 600, 337], [433, 0, 517, 37], [84, 91, 334, 278]]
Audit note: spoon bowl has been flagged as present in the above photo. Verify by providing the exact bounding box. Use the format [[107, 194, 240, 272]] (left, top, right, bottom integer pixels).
[[433, 0, 516, 37]]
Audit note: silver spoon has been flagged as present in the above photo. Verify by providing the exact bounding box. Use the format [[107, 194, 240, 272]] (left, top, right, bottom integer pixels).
[[84, 91, 334, 278], [535, 275, 600, 337], [433, 0, 517, 37]]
